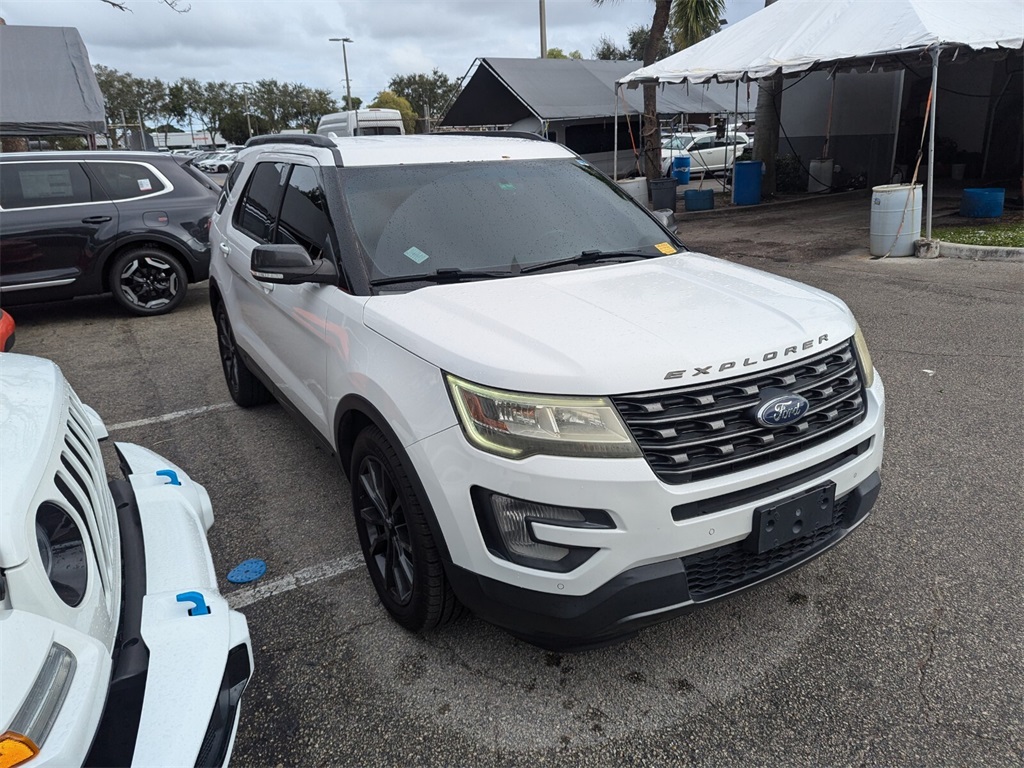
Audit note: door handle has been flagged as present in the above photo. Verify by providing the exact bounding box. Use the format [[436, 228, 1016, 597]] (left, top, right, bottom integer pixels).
[[81, 216, 112, 224], [219, 242, 230, 257]]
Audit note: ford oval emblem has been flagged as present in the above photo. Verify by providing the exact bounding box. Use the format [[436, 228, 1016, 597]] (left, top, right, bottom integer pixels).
[[754, 392, 810, 428]]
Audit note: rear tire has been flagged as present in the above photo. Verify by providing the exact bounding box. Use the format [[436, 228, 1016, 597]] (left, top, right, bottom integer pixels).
[[214, 302, 272, 407], [350, 425, 462, 632], [109, 247, 187, 316]]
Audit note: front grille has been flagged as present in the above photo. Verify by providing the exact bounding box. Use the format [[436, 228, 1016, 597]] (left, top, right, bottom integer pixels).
[[53, 392, 119, 607], [611, 341, 867, 483], [683, 493, 850, 601]]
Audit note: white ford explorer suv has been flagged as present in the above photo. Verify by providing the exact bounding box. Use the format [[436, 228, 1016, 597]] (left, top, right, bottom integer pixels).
[[209, 133, 884, 649], [0, 353, 252, 766]]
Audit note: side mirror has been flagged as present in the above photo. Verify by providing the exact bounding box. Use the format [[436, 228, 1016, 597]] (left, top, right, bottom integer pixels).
[[251, 243, 338, 285]]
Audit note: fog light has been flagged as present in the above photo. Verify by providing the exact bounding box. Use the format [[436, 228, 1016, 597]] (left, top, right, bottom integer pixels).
[[492, 496, 584, 562], [472, 489, 613, 573]]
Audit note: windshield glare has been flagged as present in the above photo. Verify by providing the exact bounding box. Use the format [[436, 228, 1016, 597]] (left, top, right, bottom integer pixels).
[[339, 159, 675, 281]]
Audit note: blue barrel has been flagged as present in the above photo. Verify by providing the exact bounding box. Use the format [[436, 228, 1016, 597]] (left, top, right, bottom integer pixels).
[[672, 155, 691, 185], [733, 160, 763, 206], [960, 188, 1004, 218], [683, 188, 714, 211]]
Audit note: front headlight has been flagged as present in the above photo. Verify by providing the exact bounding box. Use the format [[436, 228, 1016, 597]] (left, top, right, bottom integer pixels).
[[853, 324, 875, 389], [445, 375, 641, 459]]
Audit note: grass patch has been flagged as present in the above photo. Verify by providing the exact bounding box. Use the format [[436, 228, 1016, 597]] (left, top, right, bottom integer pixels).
[[933, 220, 1024, 248]]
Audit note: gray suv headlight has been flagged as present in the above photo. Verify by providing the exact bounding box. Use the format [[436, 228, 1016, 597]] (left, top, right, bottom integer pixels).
[[446, 374, 641, 459]]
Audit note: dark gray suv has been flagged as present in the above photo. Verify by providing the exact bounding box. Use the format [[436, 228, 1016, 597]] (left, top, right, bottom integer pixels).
[[0, 151, 219, 315]]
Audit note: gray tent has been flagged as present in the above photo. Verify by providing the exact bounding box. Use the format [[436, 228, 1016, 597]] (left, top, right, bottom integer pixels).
[[441, 57, 733, 128], [0, 25, 106, 137]]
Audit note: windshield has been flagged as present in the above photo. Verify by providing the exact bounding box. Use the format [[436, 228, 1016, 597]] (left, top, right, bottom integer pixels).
[[339, 158, 677, 284]]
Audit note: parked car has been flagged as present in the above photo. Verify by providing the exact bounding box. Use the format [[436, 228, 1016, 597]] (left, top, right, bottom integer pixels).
[[199, 153, 236, 174], [0, 151, 219, 316], [0, 309, 14, 351], [0, 352, 252, 766], [209, 133, 883, 649], [661, 130, 752, 176]]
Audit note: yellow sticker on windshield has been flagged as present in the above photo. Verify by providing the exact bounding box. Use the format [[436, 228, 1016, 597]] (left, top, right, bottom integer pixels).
[[655, 242, 677, 254]]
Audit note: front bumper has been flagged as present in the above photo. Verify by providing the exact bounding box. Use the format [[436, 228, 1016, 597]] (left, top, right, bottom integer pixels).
[[447, 472, 880, 649], [407, 378, 884, 646], [85, 445, 252, 767]]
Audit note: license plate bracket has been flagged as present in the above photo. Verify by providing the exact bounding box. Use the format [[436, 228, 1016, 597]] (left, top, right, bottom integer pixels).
[[747, 483, 836, 554]]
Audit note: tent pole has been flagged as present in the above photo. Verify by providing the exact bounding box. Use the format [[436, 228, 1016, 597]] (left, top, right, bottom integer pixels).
[[732, 81, 739, 204], [926, 46, 939, 239], [613, 83, 620, 181]]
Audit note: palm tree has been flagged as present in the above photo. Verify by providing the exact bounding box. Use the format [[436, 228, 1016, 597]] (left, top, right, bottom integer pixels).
[[752, 0, 782, 195], [594, 0, 725, 183]]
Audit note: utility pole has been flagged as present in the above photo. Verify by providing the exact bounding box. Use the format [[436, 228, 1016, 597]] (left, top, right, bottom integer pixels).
[[234, 82, 253, 139], [329, 37, 354, 109], [539, 0, 547, 58]]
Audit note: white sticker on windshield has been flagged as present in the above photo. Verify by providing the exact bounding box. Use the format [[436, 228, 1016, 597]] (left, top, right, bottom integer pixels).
[[404, 246, 430, 264], [137, 178, 153, 191]]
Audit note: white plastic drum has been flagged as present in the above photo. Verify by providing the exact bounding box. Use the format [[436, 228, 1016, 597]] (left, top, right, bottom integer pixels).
[[870, 183, 922, 257], [616, 177, 648, 205]]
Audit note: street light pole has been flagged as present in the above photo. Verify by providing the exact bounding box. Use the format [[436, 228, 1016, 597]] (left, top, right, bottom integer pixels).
[[329, 37, 354, 109], [234, 81, 253, 139], [539, 0, 547, 58]]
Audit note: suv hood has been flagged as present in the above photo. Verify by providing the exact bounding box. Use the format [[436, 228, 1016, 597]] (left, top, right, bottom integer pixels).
[[363, 253, 856, 395]]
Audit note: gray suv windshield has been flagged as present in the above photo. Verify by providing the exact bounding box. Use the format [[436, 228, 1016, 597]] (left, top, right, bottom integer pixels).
[[339, 159, 677, 282]]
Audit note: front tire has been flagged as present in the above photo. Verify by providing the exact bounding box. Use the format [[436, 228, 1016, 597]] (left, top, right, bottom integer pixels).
[[214, 302, 272, 407], [351, 425, 462, 632], [109, 247, 187, 316]]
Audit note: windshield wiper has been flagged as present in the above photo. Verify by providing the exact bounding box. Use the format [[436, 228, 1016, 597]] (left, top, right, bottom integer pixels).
[[520, 247, 663, 274], [519, 248, 660, 275], [369, 267, 515, 288]]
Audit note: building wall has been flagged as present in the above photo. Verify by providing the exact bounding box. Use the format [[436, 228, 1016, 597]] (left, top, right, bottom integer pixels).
[[776, 69, 904, 187]]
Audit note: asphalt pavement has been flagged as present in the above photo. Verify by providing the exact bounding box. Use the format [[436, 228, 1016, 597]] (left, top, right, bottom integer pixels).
[[8, 193, 1023, 767]]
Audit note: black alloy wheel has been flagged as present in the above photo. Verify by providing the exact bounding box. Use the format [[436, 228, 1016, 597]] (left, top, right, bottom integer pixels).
[[350, 426, 462, 632], [214, 303, 272, 407], [109, 247, 187, 316]]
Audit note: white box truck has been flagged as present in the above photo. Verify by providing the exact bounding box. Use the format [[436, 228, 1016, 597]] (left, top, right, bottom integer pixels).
[[316, 108, 405, 137]]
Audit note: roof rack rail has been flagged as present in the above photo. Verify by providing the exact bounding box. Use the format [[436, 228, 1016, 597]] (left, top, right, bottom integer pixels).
[[432, 131, 549, 142], [244, 134, 337, 149]]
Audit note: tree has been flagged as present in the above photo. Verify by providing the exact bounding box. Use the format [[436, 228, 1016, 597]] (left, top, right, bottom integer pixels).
[[545, 48, 583, 59], [388, 69, 462, 133], [593, 35, 627, 60], [341, 95, 363, 111], [219, 111, 256, 145], [753, 0, 782, 196], [369, 91, 417, 135], [626, 24, 673, 61], [594, 0, 724, 182]]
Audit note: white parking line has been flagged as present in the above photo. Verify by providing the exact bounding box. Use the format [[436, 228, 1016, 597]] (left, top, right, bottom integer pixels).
[[226, 554, 365, 610], [107, 402, 236, 432]]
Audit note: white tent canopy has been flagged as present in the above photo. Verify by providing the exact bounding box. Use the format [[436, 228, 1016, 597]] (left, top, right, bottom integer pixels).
[[620, 0, 1024, 85], [616, 0, 1023, 242]]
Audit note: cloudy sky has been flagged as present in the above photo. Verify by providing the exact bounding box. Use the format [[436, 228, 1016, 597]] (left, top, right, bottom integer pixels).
[[0, 0, 764, 104]]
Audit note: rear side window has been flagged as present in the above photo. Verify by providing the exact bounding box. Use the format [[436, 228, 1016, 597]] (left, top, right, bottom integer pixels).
[[216, 161, 245, 214], [89, 162, 166, 200], [275, 165, 331, 260], [0, 162, 105, 209], [235, 161, 287, 243]]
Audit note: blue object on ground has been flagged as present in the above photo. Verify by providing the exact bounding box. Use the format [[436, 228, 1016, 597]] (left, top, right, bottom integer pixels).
[[684, 188, 714, 211], [227, 558, 267, 584], [733, 161, 764, 206], [672, 156, 691, 185], [960, 188, 1004, 218]]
